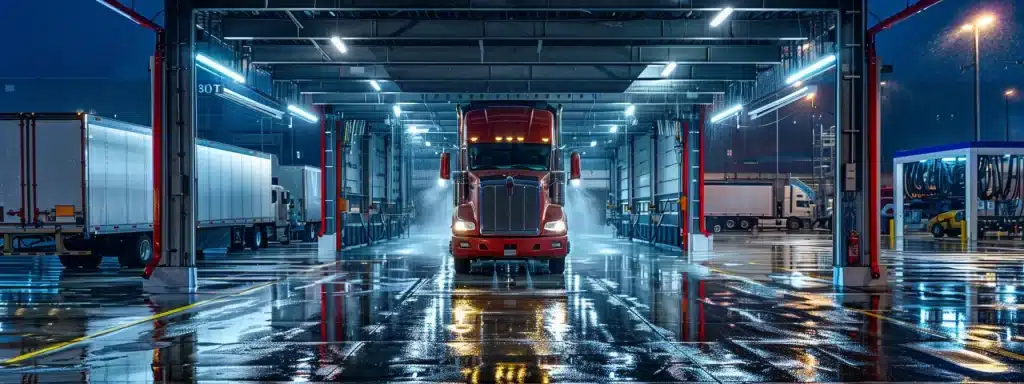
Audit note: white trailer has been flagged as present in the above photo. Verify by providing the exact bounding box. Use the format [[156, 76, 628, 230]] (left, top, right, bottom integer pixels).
[[275, 165, 321, 242], [703, 181, 815, 232], [0, 113, 278, 269]]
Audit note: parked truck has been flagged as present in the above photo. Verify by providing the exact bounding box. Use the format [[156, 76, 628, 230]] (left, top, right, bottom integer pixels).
[[274, 165, 322, 243], [439, 101, 581, 274], [0, 113, 282, 269], [703, 180, 815, 233]]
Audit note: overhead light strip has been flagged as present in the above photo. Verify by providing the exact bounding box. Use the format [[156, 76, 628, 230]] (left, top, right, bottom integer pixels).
[[660, 62, 677, 77], [747, 86, 812, 119], [330, 36, 347, 54], [710, 104, 743, 123], [195, 53, 245, 83], [369, 80, 382, 91], [709, 7, 735, 27], [288, 105, 319, 123], [785, 54, 837, 84], [216, 88, 283, 119]]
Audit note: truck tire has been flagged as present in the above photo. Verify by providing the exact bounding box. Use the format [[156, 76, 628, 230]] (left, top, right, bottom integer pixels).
[[739, 219, 752, 230], [454, 258, 472, 274], [280, 225, 291, 245], [725, 219, 737, 230], [229, 227, 245, 252], [549, 258, 566, 274], [259, 226, 270, 248], [787, 218, 801, 230], [118, 234, 153, 268], [712, 223, 723, 233], [249, 227, 263, 251], [307, 225, 317, 242], [931, 224, 945, 238]]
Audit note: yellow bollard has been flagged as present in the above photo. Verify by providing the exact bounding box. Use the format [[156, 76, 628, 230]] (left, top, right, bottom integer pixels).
[[961, 222, 967, 245], [889, 219, 895, 247]]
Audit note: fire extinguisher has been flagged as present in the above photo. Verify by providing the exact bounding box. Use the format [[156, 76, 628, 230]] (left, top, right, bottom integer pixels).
[[847, 230, 861, 266]]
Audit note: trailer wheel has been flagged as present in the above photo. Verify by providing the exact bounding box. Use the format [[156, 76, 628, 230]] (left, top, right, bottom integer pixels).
[[712, 223, 723, 233], [306, 225, 317, 242], [249, 227, 263, 251], [229, 227, 245, 252], [118, 234, 152, 268], [548, 258, 566, 274], [739, 219, 752, 230], [454, 258, 472, 274], [725, 219, 737, 230], [931, 224, 945, 238]]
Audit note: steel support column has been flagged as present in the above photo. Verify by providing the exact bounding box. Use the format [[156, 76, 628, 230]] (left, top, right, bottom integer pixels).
[[146, 0, 197, 293]]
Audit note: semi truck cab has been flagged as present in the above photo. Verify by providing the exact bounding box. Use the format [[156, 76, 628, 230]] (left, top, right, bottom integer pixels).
[[440, 102, 580, 274]]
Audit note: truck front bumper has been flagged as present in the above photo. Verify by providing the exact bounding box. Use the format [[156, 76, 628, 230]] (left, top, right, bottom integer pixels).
[[451, 235, 569, 259]]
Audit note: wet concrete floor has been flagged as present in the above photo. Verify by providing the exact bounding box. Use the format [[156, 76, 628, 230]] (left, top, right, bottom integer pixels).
[[2, 230, 1024, 382]]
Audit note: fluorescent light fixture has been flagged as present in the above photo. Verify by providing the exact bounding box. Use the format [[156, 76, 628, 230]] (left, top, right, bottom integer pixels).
[[709, 7, 735, 27], [624, 104, 636, 116], [195, 53, 245, 83], [660, 62, 677, 77], [437, 178, 447, 187], [710, 104, 743, 123], [590, 140, 597, 147], [392, 104, 402, 116], [216, 88, 283, 119], [407, 125, 426, 134], [329, 36, 347, 53], [785, 54, 836, 84], [747, 86, 812, 119], [425, 141, 431, 147], [609, 125, 618, 133], [369, 80, 381, 91], [570, 179, 582, 188], [287, 105, 319, 123]]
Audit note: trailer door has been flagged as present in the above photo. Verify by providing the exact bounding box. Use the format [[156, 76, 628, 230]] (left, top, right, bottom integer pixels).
[[0, 114, 26, 225], [31, 115, 86, 226]]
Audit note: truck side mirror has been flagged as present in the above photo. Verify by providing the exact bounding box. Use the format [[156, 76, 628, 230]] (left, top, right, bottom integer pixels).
[[569, 152, 581, 180], [440, 152, 451, 180]]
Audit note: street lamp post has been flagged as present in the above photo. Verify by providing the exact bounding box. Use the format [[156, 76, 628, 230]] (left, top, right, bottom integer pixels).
[[961, 14, 996, 141], [1006, 89, 1017, 141]]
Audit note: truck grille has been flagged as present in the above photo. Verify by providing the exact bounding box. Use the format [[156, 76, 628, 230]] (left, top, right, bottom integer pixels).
[[480, 181, 541, 236]]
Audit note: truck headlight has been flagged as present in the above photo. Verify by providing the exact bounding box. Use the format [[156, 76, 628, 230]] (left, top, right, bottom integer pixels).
[[543, 219, 566, 233], [453, 220, 476, 232]]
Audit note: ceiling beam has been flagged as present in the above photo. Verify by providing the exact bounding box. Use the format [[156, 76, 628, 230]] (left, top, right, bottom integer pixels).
[[271, 64, 757, 82], [198, 0, 838, 12], [250, 44, 780, 65], [296, 80, 727, 94], [224, 18, 809, 42], [308, 92, 715, 105]]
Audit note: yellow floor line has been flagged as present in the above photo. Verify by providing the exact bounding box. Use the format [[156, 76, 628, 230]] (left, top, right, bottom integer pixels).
[[2, 259, 345, 365]]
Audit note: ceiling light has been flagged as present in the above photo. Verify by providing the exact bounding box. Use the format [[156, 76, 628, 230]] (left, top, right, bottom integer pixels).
[[590, 140, 597, 147], [710, 104, 743, 123], [369, 80, 381, 91], [329, 36, 347, 54], [425, 141, 431, 147], [571, 179, 582, 188], [287, 105, 318, 123], [407, 125, 426, 134], [609, 125, 618, 133], [709, 7, 735, 27], [785, 54, 836, 84], [747, 86, 811, 119], [217, 88, 283, 119], [195, 53, 245, 83], [660, 62, 677, 77], [392, 104, 402, 116], [624, 104, 636, 116]]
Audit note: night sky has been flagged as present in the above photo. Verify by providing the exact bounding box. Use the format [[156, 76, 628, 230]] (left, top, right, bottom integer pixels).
[[1, 0, 1022, 164]]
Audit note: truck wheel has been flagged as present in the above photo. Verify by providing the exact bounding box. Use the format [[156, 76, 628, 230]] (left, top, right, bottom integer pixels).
[[259, 226, 270, 248], [725, 219, 737, 230], [280, 226, 291, 245], [307, 225, 317, 242], [454, 258, 472, 274], [931, 224, 945, 238], [549, 258, 566, 274], [249, 227, 262, 251], [787, 219, 801, 230], [229, 227, 245, 252], [118, 234, 152, 268], [712, 223, 723, 233], [739, 219, 752, 230]]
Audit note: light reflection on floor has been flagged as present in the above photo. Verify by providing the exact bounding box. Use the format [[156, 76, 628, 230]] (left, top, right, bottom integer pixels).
[[1, 231, 1024, 382]]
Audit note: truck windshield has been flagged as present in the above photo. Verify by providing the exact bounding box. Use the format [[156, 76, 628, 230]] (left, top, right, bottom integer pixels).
[[469, 143, 550, 171]]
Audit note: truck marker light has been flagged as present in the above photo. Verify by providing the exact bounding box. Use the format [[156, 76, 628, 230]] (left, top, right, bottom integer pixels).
[[506, 136, 514, 141], [542, 138, 550, 143], [470, 137, 478, 142], [516, 137, 524, 142], [495, 137, 503, 141]]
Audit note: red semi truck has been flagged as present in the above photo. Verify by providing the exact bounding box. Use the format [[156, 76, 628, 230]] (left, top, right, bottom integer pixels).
[[439, 101, 580, 274]]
